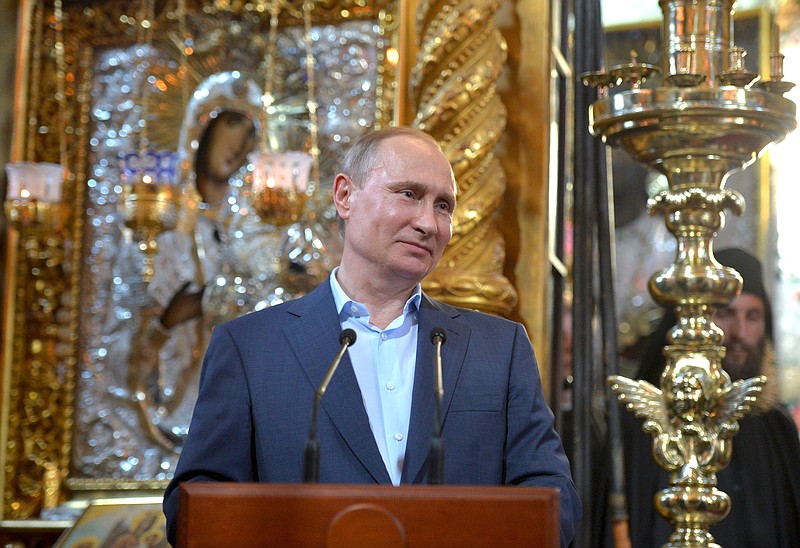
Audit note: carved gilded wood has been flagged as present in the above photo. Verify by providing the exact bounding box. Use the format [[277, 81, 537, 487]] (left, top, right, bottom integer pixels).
[[411, 0, 518, 316]]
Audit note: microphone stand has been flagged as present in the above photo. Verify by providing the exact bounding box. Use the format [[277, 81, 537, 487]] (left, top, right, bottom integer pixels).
[[428, 327, 447, 485], [303, 328, 357, 483]]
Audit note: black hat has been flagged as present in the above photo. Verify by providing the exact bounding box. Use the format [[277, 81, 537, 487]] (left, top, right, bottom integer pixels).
[[715, 247, 773, 340]]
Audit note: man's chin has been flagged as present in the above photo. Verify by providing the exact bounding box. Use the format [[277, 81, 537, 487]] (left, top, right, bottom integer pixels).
[[722, 352, 762, 380], [724, 360, 746, 380], [384, 268, 428, 288], [392, 258, 436, 281]]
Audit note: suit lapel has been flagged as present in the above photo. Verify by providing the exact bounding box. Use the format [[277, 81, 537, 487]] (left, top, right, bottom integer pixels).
[[284, 283, 390, 484], [401, 294, 469, 484]]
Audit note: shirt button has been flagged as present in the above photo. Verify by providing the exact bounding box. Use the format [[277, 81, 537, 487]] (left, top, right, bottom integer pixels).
[[350, 305, 358, 315], [380, 332, 388, 341], [386, 382, 395, 391], [394, 433, 404, 442]]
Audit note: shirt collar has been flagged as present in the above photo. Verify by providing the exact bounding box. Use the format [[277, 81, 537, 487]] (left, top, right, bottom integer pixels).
[[329, 267, 422, 319]]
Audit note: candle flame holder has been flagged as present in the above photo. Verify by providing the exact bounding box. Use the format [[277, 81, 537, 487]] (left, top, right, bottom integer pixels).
[[117, 149, 182, 283], [120, 178, 182, 283], [4, 162, 67, 275], [249, 150, 313, 226], [4, 200, 67, 300], [4, 199, 65, 234]]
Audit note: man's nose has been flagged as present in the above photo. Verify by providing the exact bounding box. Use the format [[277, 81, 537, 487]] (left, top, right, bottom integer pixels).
[[412, 202, 438, 234], [726, 314, 747, 340]]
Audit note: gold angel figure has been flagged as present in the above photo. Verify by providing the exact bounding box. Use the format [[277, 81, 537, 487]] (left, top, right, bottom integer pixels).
[[609, 367, 765, 482]]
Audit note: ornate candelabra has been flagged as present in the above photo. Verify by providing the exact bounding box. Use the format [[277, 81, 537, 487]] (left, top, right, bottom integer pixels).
[[118, 0, 183, 284], [249, 0, 317, 227], [250, 150, 313, 226], [119, 150, 182, 283], [4, 164, 67, 291], [120, 179, 182, 283], [4, 162, 68, 514], [583, 1, 796, 546]]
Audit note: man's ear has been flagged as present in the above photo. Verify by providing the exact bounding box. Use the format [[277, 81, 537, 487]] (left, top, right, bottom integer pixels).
[[332, 173, 353, 221]]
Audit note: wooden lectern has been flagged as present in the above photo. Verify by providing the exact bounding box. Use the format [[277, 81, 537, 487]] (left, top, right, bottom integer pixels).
[[178, 483, 560, 547]]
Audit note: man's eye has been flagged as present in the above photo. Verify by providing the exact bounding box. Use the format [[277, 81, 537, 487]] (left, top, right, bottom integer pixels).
[[716, 309, 733, 320], [401, 190, 415, 198]]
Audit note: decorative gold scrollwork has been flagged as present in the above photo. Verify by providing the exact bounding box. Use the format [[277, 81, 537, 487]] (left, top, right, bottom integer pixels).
[[411, 0, 517, 316]]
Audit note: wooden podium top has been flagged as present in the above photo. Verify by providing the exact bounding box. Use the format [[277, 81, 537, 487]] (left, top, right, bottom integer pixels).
[[178, 482, 560, 547]]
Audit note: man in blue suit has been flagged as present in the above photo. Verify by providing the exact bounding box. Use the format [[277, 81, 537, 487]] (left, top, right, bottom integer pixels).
[[163, 127, 581, 546]]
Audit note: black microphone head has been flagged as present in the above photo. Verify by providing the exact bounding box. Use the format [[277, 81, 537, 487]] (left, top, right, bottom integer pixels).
[[340, 328, 357, 346], [430, 327, 447, 344]]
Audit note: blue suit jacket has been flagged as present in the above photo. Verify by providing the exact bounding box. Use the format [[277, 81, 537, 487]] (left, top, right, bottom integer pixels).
[[163, 280, 581, 545]]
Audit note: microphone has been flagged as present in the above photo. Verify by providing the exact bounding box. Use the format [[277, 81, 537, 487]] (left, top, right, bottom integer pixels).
[[303, 328, 357, 483], [428, 327, 447, 485]]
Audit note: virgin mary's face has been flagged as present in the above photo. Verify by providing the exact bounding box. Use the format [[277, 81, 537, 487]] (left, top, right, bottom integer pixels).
[[195, 111, 256, 203]]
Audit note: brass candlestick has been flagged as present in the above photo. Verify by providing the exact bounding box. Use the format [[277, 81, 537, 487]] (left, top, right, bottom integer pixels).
[[250, 0, 318, 228], [249, 151, 312, 226], [120, 178, 182, 283], [4, 162, 67, 283], [4, 200, 66, 296], [583, 1, 796, 546], [3, 197, 67, 512]]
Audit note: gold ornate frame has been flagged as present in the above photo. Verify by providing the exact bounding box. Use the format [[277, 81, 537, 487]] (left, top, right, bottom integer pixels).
[[2, 0, 398, 518], [52, 496, 165, 547]]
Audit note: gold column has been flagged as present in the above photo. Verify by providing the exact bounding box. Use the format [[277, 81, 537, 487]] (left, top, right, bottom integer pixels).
[[410, 0, 517, 316]]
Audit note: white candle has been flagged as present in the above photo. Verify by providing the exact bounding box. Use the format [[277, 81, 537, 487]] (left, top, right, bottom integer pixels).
[[249, 151, 313, 193], [5, 162, 64, 202]]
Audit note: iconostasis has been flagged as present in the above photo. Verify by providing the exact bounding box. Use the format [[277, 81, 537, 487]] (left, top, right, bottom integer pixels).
[[2, 0, 545, 523]]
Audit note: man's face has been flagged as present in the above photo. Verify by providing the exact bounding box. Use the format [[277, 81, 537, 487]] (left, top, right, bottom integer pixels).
[[335, 135, 456, 286], [714, 292, 767, 380]]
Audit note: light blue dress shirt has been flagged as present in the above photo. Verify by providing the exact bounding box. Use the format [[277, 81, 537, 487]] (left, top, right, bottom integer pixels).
[[329, 269, 420, 485]]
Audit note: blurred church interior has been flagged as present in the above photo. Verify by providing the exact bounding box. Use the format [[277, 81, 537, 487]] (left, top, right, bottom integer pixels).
[[0, 0, 799, 546]]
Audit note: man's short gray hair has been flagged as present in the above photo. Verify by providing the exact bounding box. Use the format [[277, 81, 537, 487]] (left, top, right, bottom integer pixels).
[[336, 127, 447, 236], [340, 127, 445, 187]]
